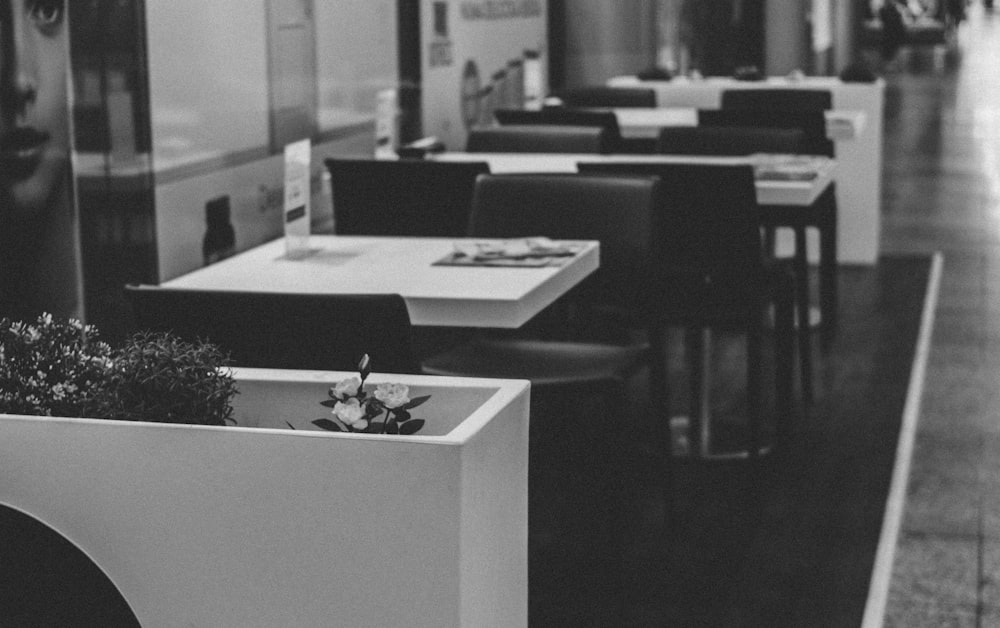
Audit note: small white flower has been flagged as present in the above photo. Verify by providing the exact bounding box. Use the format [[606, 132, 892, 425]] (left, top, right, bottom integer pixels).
[[51, 384, 66, 401], [331, 376, 362, 400], [333, 398, 367, 429], [374, 383, 410, 409]]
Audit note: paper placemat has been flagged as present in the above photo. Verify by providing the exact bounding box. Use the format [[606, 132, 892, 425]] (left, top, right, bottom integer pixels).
[[433, 239, 586, 268]]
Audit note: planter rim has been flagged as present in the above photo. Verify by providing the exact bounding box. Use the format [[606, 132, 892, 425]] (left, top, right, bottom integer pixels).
[[0, 367, 531, 446]]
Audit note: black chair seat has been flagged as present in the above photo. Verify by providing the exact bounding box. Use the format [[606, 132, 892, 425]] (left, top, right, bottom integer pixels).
[[324, 158, 489, 237], [466, 124, 611, 153], [556, 85, 657, 108], [658, 126, 806, 156], [422, 338, 649, 389], [492, 107, 631, 152], [123, 287, 420, 374], [720, 88, 832, 112]]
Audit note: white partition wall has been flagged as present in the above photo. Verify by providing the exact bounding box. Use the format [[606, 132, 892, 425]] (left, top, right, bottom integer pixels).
[[142, 0, 398, 281], [420, 0, 548, 151]]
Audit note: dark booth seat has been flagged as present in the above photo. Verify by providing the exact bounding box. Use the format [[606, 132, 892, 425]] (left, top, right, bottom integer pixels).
[[720, 88, 833, 112], [555, 85, 657, 108], [466, 124, 611, 154], [492, 107, 643, 153], [657, 126, 806, 156], [324, 157, 489, 238], [123, 286, 420, 374], [697, 108, 834, 157]]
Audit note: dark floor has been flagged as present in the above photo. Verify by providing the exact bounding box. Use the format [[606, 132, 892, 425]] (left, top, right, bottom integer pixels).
[[529, 258, 929, 628]]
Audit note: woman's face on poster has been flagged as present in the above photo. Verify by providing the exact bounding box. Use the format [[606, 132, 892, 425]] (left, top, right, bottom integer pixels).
[[0, 0, 69, 218]]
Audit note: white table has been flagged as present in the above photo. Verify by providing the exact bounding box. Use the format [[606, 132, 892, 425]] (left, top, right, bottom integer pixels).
[[608, 107, 867, 141], [607, 75, 885, 265], [432, 152, 836, 208], [161, 235, 600, 329]]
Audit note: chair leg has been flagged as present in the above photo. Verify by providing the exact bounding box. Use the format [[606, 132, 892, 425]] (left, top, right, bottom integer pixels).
[[793, 225, 814, 406], [601, 380, 631, 619], [763, 225, 777, 257], [773, 298, 795, 452], [647, 323, 670, 421], [747, 323, 763, 460], [685, 327, 707, 457], [818, 190, 839, 352]]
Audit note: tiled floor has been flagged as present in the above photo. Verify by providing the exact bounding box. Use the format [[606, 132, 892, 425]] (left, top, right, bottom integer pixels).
[[880, 2, 1000, 626]]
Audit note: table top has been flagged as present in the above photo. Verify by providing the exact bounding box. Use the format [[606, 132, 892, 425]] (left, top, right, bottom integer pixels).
[[431, 152, 836, 207], [608, 74, 885, 93], [161, 235, 600, 329]]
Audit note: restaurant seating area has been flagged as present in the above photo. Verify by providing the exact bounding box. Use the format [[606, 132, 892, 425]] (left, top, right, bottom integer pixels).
[[6, 1, 1000, 626]]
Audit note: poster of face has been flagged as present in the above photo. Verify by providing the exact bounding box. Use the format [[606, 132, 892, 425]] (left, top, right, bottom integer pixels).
[[0, 0, 82, 322]]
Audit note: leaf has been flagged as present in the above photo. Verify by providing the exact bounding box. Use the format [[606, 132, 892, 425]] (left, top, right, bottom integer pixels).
[[403, 395, 431, 410], [385, 421, 400, 434], [319, 399, 339, 408], [392, 409, 411, 422], [312, 418, 343, 432], [399, 419, 425, 435]]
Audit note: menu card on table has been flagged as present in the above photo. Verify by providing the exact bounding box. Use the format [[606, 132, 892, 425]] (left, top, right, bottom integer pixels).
[[751, 153, 826, 181], [283, 139, 312, 259], [434, 238, 585, 268]]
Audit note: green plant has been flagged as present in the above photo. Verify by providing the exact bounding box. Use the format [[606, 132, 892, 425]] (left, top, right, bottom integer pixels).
[[0, 313, 114, 418], [101, 331, 238, 426]]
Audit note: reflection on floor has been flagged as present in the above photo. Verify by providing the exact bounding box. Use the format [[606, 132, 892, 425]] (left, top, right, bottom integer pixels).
[[880, 2, 1000, 626]]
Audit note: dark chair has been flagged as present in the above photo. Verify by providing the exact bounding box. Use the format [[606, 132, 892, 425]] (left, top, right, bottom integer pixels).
[[577, 162, 800, 456], [324, 158, 489, 237], [698, 107, 840, 348], [657, 126, 805, 156], [720, 88, 833, 112], [556, 85, 657, 108], [422, 173, 659, 392], [656, 125, 812, 371], [698, 108, 833, 157], [493, 107, 627, 152], [421, 172, 664, 605], [123, 286, 420, 374], [466, 124, 611, 153]]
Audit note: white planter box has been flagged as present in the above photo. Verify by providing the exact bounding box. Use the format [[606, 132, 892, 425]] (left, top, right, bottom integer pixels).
[[0, 368, 530, 628]]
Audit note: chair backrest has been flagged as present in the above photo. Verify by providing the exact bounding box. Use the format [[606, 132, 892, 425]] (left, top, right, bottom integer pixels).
[[698, 108, 834, 157], [467, 173, 659, 306], [576, 162, 764, 310], [493, 107, 623, 151], [466, 124, 611, 153], [658, 126, 805, 156], [324, 158, 489, 237], [720, 88, 833, 111], [123, 286, 419, 374], [556, 86, 657, 108]]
